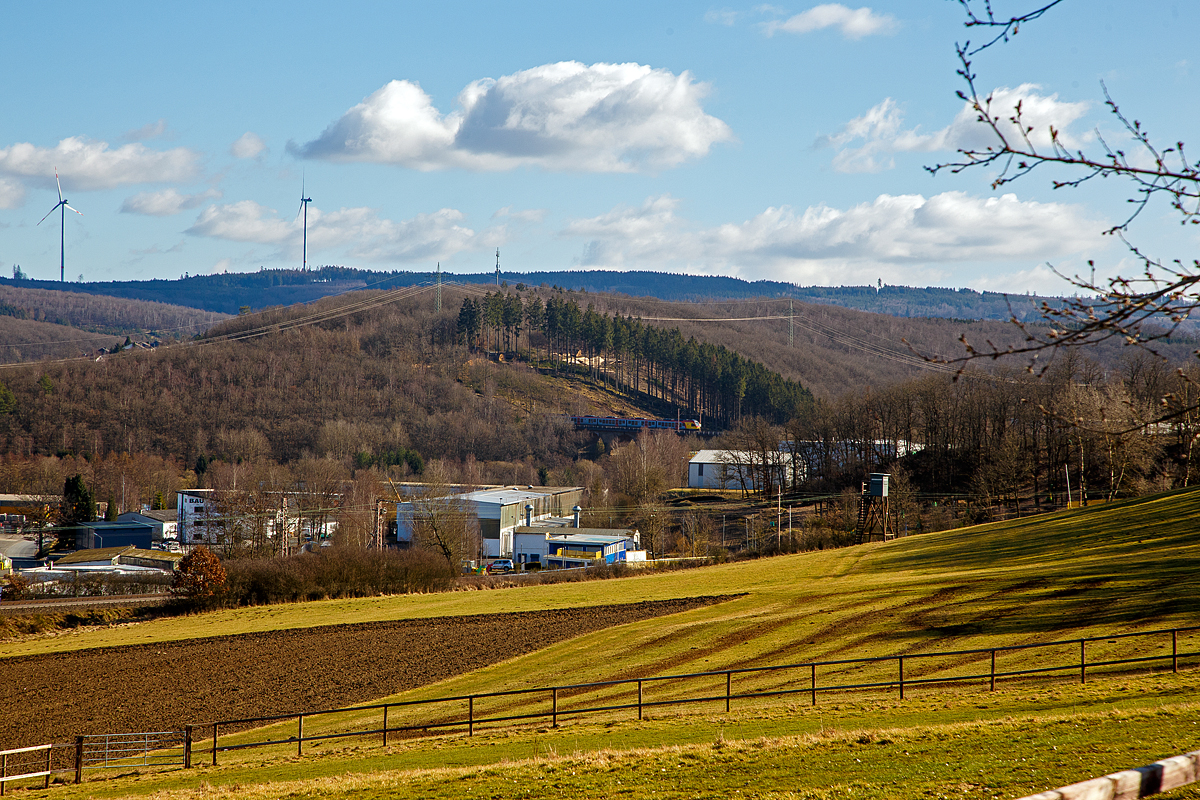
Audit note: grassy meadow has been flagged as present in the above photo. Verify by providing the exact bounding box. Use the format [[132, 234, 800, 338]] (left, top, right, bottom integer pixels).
[[5, 488, 1200, 798]]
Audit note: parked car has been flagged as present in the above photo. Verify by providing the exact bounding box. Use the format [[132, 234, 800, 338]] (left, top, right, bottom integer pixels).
[[487, 558, 515, 574]]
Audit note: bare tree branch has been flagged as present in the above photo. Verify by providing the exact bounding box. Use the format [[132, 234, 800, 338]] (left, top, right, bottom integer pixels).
[[923, 1, 1200, 426], [954, 0, 1067, 55]]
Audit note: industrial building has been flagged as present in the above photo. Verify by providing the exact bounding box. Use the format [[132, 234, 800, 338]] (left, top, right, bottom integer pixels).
[[688, 450, 796, 492], [76, 520, 156, 550], [396, 485, 583, 559], [116, 509, 178, 542], [511, 527, 643, 569]]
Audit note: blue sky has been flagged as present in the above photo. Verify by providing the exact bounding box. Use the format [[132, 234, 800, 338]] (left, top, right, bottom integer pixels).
[[1, 1, 1195, 294]]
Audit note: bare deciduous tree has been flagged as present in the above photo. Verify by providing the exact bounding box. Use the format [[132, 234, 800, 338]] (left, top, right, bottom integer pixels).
[[931, 2, 1200, 403], [609, 431, 688, 508], [408, 460, 480, 568]]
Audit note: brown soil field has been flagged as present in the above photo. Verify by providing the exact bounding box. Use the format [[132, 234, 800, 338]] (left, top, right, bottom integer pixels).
[[0, 597, 730, 748]]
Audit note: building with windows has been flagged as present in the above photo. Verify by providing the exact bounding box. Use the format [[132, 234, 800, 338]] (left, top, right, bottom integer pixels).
[[396, 485, 583, 559], [511, 527, 642, 569]]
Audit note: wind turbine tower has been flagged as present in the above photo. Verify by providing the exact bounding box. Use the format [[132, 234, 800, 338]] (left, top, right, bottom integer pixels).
[[297, 181, 313, 271], [37, 168, 82, 283]]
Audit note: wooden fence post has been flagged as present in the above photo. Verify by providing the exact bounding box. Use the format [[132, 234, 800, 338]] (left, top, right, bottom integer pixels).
[[810, 664, 816, 706], [468, 697, 474, 737], [1080, 640, 1086, 684], [2, 750, 8, 797], [297, 715, 304, 757], [73, 734, 84, 786], [1173, 630, 1179, 673], [552, 688, 558, 728], [726, 672, 731, 713], [382, 706, 389, 747], [637, 681, 643, 721], [184, 726, 192, 769], [44, 745, 52, 789], [990, 649, 996, 692], [211, 724, 219, 766]]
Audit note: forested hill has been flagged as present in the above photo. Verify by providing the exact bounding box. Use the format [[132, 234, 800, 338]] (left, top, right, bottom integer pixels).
[[1, 267, 1064, 323]]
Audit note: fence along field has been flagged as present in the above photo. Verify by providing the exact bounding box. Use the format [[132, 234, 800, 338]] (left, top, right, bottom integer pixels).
[[182, 625, 1200, 767], [2, 489, 1199, 793], [3, 624, 1195, 792]]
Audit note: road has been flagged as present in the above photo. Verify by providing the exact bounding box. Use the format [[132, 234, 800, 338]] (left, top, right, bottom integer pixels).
[[0, 534, 40, 569]]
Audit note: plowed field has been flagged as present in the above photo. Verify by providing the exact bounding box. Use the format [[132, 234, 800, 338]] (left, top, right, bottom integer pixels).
[[1, 597, 729, 748]]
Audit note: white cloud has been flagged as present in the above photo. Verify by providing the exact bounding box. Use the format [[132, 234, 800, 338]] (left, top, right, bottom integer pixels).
[[565, 191, 1107, 284], [492, 205, 548, 223], [0, 177, 26, 209], [122, 119, 169, 142], [819, 86, 1091, 173], [120, 188, 222, 216], [186, 201, 490, 263], [293, 61, 733, 172], [972, 262, 1084, 296], [230, 132, 267, 159], [0, 137, 200, 190], [764, 4, 896, 38], [130, 241, 186, 256], [704, 9, 740, 26]]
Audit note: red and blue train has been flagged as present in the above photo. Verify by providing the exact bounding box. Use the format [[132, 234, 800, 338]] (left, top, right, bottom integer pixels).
[[570, 415, 702, 433]]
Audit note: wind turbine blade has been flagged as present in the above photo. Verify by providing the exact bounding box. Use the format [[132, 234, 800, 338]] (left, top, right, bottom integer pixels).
[[64, 203, 83, 217], [55, 168, 63, 202], [37, 202, 62, 226], [296, 200, 304, 221]]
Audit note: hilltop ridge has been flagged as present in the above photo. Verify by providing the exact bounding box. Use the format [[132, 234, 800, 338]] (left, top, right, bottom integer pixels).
[[1, 267, 1079, 324]]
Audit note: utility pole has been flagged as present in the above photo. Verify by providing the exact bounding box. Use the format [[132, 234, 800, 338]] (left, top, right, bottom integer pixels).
[[372, 498, 386, 549]]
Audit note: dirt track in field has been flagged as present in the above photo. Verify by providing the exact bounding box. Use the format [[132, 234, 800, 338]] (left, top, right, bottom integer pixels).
[[0, 597, 731, 748]]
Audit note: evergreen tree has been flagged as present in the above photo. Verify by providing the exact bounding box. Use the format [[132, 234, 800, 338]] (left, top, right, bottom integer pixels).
[[0, 381, 15, 415], [58, 474, 96, 549]]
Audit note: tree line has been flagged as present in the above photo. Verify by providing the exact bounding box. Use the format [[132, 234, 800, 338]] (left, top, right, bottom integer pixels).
[[458, 291, 814, 426]]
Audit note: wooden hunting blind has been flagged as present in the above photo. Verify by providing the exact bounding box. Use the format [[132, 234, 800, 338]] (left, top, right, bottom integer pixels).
[[854, 473, 894, 544]]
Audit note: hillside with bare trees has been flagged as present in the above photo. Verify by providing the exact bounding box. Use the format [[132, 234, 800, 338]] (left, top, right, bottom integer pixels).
[[0, 285, 228, 364], [0, 283, 1195, 543]]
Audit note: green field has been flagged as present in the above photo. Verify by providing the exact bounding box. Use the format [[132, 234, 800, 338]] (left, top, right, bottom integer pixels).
[[6, 489, 1200, 798]]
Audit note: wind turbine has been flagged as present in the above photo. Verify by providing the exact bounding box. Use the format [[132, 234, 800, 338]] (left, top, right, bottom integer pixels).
[[37, 168, 83, 283], [297, 179, 313, 271]]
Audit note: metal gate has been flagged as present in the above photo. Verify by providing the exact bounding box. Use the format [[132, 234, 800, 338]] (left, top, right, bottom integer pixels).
[[75, 731, 186, 779]]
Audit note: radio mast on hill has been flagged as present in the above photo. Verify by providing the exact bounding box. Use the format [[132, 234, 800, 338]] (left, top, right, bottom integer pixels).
[[495, 248, 500, 287]]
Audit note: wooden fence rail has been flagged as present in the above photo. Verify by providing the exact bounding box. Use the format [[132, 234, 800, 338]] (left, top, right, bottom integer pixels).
[[187, 625, 1199, 766], [0, 744, 52, 795], [1018, 747, 1200, 800], [8, 626, 1195, 789]]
